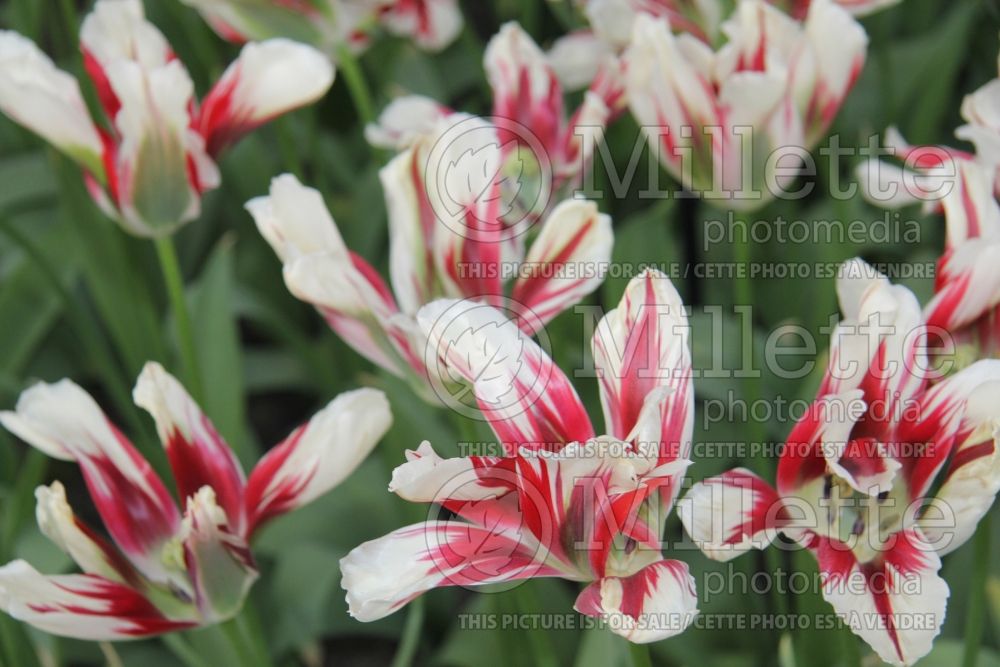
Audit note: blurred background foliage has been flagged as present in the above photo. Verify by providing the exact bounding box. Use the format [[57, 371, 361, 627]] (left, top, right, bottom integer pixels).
[[0, 0, 999, 665]]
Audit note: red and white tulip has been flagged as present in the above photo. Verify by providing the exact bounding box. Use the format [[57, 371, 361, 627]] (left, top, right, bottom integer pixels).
[[248, 168, 613, 400], [0, 362, 391, 639], [368, 22, 626, 213], [678, 259, 1000, 665], [0, 0, 333, 237], [180, 0, 463, 53], [625, 0, 867, 210], [341, 269, 700, 644]]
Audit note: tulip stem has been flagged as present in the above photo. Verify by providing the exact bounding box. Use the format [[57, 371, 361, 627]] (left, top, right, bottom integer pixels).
[[154, 235, 203, 401], [0, 212, 146, 439], [628, 642, 653, 667], [390, 596, 425, 667], [963, 517, 991, 667], [162, 634, 213, 667], [334, 44, 376, 127]]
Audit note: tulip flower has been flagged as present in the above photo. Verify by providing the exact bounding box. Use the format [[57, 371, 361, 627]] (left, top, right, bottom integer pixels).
[[624, 0, 867, 210], [0, 362, 391, 639], [678, 259, 1000, 665], [248, 166, 613, 399], [340, 269, 699, 643], [923, 160, 1000, 361], [858, 49, 1000, 211], [0, 0, 333, 237], [180, 0, 463, 53], [367, 22, 625, 215]]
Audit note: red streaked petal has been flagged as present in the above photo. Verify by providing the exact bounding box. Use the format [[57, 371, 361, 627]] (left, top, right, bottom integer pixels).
[[0, 560, 196, 640], [592, 269, 692, 443], [0, 380, 180, 583], [340, 519, 565, 622], [133, 362, 246, 532], [244, 388, 392, 535], [511, 199, 613, 326], [677, 468, 785, 561], [812, 530, 947, 667], [574, 559, 698, 644]]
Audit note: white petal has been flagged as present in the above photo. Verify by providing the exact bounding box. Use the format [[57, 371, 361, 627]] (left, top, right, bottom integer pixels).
[[365, 95, 450, 149], [80, 0, 171, 70], [0, 32, 103, 171], [244, 388, 392, 533]]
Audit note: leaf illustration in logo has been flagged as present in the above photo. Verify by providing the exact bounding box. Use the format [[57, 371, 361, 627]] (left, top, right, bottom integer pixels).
[[444, 139, 523, 221], [443, 319, 524, 407]]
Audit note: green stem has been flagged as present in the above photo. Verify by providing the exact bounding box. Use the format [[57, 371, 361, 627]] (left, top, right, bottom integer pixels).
[[154, 236, 203, 401], [220, 617, 262, 667], [333, 44, 376, 126], [236, 605, 274, 667], [0, 214, 145, 438], [390, 596, 425, 667], [628, 641, 654, 667], [963, 519, 991, 667], [161, 634, 213, 667]]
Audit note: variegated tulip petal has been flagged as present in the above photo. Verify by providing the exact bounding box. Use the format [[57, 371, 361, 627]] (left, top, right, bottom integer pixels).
[[0, 31, 104, 175], [593, 269, 691, 444], [511, 200, 613, 325], [0, 560, 196, 640], [181, 487, 258, 622], [133, 362, 247, 533], [546, 31, 615, 92], [35, 482, 137, 584], [924, 239, 1000, 336], [0, 380, 180, 584], [574, 559, 699, 644], [80, 0, 171, 71], [244, 388, 392, 534], [199, 39, 334, 156], [107, 60, 208, 236], [366, 95, 450, 149], [777, 390, 864, 495], [389, 441, 506, 503], [813, 531, 948, 667], [677, 468, 784, 562], [379, 0, 463, 51], [417, 299, 595, 447], [340, 519, 563, 622], [940, 159, 1000, 247]]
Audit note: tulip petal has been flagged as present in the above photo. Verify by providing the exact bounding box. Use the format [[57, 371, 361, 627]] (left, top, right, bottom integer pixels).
[[366, 95, 450, 149], [0, 380, 180, 584], [379, 0, 464, 51], [181, 487, 257, 622], [511, 200, 613, 326], [35, 482, 138, 585], [132, 362, 246, 533], [574, 559, 699, 644], [340, 519, 563, 622], [199, 39, 334, 156], [0, 560, 196, 640], [245, 388, 392, 534], [592, 269, 692, 446], [417, 299, 594, 448], [678, 468, 785, 561], [812, 530, 947, 667], [0, 31, 104, 175]]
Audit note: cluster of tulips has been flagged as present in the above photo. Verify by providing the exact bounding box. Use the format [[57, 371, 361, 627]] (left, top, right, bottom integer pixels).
[[0, 1, 997, 666]]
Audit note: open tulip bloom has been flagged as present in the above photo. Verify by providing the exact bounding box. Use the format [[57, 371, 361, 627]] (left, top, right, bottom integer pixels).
[[366, 21, 625, 216], [180, 0, 464, 54], [0, 362, 391, 639], [248, 166, 613, 401], [678, 259, 1000, 665], [0, 0, 333, 237], [624, 0, 867, 210], [340, 269, 701, 644]]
